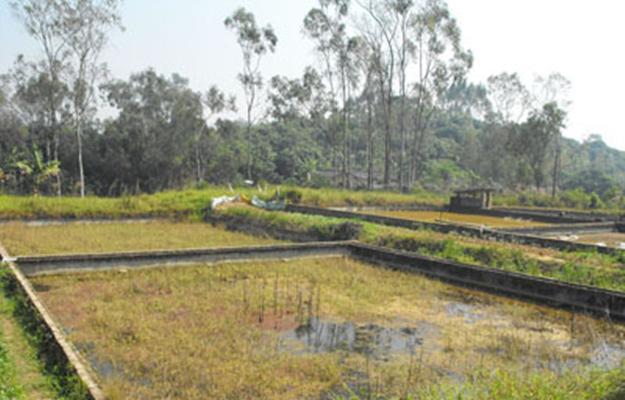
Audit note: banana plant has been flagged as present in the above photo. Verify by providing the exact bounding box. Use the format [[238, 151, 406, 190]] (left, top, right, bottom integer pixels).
[[12, 146, 60, 195]]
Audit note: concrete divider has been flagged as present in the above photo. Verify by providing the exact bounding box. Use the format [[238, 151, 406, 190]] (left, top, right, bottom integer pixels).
[[501, 222, 617, 236], [496, 206, 622, 222], [9, 241, 625, 320], [330, 204, 444, 212], [15, 242, 354, 276], [350, 243, 625, 319], [454, 207, 600, 223], [286, 205, 625, 255]]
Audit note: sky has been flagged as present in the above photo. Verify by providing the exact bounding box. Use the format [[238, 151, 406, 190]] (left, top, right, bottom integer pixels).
[[1, 0, 624, 150]]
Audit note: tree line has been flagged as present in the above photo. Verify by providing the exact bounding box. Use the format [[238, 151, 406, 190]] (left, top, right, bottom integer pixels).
[[0, 0, 607, 200]]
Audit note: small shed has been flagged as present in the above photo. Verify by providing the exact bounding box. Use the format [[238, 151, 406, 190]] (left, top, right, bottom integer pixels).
[[449, 188, 495, 211]]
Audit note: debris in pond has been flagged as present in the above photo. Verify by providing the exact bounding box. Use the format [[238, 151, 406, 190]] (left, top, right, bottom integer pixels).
[[280, 317, 428, 359]]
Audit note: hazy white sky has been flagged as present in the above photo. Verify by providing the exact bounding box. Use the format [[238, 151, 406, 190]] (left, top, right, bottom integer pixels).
[[1, 0, 624, 150]]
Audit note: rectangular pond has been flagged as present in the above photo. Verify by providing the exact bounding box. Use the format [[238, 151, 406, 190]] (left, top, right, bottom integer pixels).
[[0, 220, 281, 256], [30, 256, 625, 399], [363, 210, 549, 229]]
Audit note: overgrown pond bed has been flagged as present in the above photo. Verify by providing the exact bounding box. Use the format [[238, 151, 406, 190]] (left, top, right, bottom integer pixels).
[[0, 220, 282, 256], [362, 210, 549, 229], [31, 256, 625, 399]]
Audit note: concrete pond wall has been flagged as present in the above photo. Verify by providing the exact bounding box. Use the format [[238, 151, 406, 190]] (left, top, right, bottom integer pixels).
[[3, 214, 625, 398], [286, 205, 625, 255], [9, 241, 625, 320]]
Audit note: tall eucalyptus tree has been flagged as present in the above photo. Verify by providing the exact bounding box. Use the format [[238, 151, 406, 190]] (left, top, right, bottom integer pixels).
[[225, 8, 277, 180]]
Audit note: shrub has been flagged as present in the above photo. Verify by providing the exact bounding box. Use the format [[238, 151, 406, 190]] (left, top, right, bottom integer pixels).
[[283, 189, 303, 205]]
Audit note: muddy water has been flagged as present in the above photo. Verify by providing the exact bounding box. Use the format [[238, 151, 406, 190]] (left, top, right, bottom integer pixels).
[[279, 295, 625, 372], [280, 317, 435, 359]]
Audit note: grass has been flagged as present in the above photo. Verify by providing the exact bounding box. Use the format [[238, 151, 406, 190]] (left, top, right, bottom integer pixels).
[[0, 330, 22, 399], [0, 267, 59, 399], [31, 257, 625, 399], [0, 220, 282, 256], [0, 186, 445, 220], [364, 209, 548, 228], [215, 206, 625, 293]]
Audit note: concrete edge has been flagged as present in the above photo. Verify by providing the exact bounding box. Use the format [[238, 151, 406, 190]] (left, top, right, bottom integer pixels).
[[329, 204, 444, 212], [11, 241, 625, 320], [14, 242, 356, 276], [0, 243, 105, 400], [286, 205, 625, 255], [501, 222, 617, 235]]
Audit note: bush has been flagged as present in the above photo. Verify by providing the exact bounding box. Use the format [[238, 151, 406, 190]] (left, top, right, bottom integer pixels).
[[283, 189, 303, 205], [589, 192, 604, 209]]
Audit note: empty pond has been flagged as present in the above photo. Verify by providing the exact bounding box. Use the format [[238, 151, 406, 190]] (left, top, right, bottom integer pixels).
[[31, 256, 625, 399]]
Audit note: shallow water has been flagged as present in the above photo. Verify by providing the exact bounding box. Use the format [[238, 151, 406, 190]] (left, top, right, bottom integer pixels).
[[280, 317, 437, 359]]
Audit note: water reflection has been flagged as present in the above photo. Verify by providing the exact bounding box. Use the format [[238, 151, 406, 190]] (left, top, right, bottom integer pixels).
[[281, 317, 432, 359]]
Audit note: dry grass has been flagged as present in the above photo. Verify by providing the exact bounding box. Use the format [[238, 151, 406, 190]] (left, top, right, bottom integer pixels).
[[366, 210, 548, 228], [31, 257, 625, 399], [0, 220, 282, 256]]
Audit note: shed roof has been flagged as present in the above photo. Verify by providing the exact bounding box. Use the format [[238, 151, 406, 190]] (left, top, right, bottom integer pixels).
[[453, 188, 496, 194]]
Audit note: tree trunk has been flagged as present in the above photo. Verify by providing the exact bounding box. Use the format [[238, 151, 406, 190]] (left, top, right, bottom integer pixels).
[[195, 145, 203, 184], [398, 92, 406, 192], [76, 119, 85, 197], [366, 86, 374, 190], [341, 65, 349, 189], [246, 120, 253, 181], [551, 135, 561, 198], [54, 128, 62, 196]]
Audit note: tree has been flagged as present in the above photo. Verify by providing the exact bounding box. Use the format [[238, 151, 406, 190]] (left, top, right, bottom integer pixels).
[[533, 72, 571, 197], [486, 72, 532, 124], [100, 70, 205, 193], [11, 0, 70, 195], [408, 0, 472, 187], [352, 39, 379, 189], [268, 68, 330, 122], [225, 8, 277, 181], [511, 102, 566, 190], [56, 0, 123, 197], [304, 0, 360, 188], [355, 0, 399, 188], [196, 86, 237, 183], [392, 0, 414, 191]]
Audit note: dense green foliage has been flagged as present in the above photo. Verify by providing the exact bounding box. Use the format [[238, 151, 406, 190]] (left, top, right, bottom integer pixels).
[[2, 1, 624, 206]]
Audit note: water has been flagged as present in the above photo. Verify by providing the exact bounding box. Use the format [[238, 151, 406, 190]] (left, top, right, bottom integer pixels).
[[280, 317, 433, 359], [445, 302, 484, 323]]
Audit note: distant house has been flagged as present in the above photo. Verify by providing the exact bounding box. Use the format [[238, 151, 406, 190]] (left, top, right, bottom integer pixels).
[[449, 188, 495, 211]]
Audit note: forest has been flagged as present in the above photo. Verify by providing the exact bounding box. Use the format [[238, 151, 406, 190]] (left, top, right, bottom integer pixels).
[[1, 0, 624, 209]]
